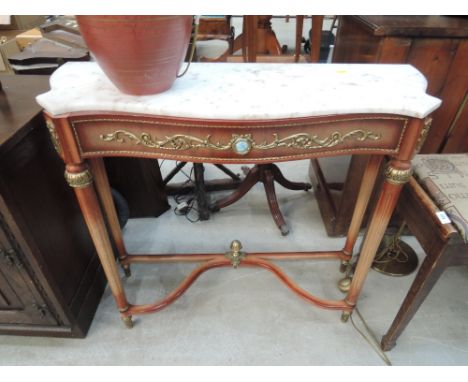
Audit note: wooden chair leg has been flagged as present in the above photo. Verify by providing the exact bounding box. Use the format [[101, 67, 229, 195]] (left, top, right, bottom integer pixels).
[[295, 16, 304, 62], [263, 168, 289, 236], [310, 16, 324, 63], [381, 245, 452, 351], [244, 16, 258, 62], [309, 158, 338, 231]]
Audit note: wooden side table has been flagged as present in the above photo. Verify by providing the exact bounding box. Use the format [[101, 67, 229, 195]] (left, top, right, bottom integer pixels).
[[36, 62, 440, 328]]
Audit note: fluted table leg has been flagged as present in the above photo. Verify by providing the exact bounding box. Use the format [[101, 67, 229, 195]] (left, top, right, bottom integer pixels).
[[343, 161, 413, 321], [65, 162, 132, 327], [89, 158, 131, 277], [338, 155, 382, 282]]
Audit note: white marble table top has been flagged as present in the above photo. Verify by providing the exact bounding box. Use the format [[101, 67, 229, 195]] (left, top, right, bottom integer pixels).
[[37, 61, 441, 120]]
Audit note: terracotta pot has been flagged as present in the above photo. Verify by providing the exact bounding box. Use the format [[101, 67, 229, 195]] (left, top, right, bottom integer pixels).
[[76, 15, 193, 95]]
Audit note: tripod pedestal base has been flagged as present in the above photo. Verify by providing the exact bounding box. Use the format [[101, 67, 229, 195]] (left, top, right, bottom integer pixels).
[[371, 234, 419, 276], [211, 163, 311, 235]]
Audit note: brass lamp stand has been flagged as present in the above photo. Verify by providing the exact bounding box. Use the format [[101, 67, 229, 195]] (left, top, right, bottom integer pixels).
[[338, 222, 419, 293], [371, 222, 419, 276]]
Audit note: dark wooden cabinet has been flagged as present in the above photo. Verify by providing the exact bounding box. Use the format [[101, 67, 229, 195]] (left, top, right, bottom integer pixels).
[[0, 74, 106, 337], [104, 157, 170, 218], [0, 211, 59, 327], [312, 16, 468, 236]]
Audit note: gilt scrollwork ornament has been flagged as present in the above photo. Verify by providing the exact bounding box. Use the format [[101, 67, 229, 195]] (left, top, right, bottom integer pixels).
[[46, 120, 62, 155], [415, 117, 432, 153], [64, 169, 93, 188], [99, 129, 382, 155]]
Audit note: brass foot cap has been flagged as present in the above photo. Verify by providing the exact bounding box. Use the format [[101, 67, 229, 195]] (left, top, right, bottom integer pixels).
[[339, 260, 350, 273], [121, 315, 134, 329], [123, 265, 132, 278], [341, 311, 351, 323]]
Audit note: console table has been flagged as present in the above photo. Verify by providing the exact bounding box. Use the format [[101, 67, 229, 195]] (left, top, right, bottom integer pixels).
[[36, 62, 441, 328]]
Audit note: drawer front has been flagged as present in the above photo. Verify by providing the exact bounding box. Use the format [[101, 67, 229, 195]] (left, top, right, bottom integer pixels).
[[69, 114, 408, 163]]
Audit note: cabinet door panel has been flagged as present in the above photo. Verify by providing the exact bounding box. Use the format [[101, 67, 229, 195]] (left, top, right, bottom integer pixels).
[[0, 212, 58, 326]]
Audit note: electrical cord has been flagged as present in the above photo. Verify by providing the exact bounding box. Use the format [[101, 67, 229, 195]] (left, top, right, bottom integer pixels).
[[177, 16, 200, 78], [350, 308, 392, 366], [172, 164, 201, 223], [342, 255, 392, 365]]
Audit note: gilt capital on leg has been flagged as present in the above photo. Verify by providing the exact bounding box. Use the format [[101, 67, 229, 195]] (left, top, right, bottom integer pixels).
[[64, 166, 93, 188]]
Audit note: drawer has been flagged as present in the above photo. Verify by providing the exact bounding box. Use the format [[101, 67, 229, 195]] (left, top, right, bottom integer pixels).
[[68, 113, 409, 164]]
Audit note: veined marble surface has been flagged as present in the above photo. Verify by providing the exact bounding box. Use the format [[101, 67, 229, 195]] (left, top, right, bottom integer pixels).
[[37, 62, 441, 119]]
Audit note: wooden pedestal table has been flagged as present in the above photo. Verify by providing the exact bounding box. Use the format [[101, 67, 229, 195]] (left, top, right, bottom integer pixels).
[[36, 62, 441, 328]]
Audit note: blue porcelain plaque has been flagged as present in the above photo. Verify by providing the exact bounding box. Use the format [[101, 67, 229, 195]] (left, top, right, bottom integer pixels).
[[233, 137, 252, 155]]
